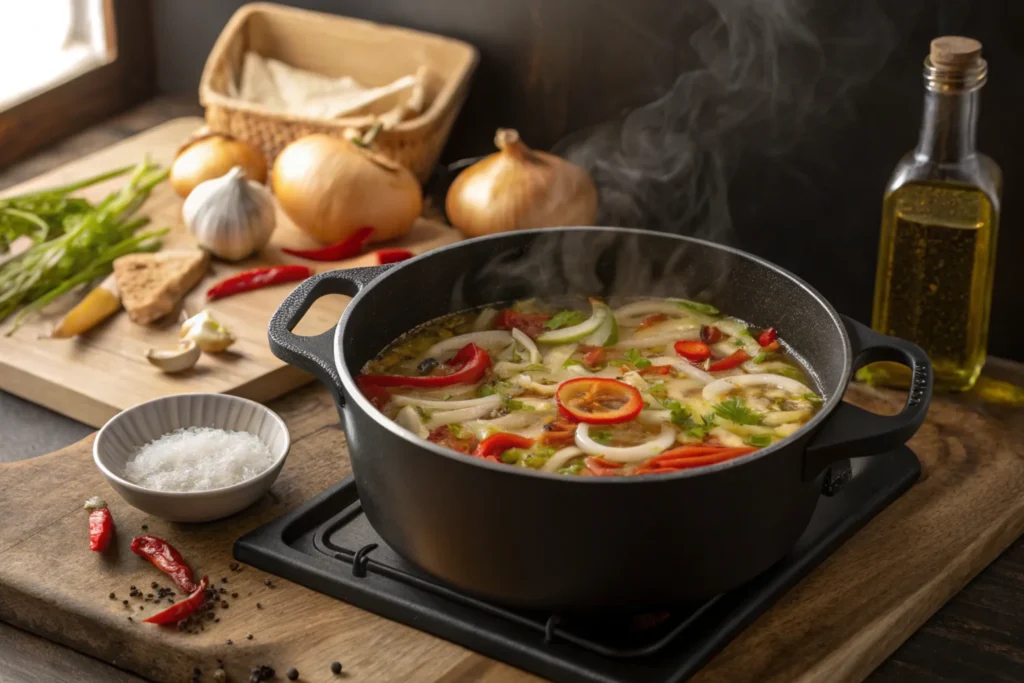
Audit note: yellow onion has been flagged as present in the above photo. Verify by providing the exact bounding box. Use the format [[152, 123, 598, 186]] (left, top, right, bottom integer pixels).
[[170, 133, 267, 198], [271, 133, 422, 244], [445, 129, 598, 237]]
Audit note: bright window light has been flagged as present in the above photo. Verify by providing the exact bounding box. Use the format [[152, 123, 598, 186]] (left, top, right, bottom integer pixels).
[[0, 0, 110, 110]]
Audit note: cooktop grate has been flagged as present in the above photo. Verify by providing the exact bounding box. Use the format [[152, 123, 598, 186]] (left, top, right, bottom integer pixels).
[[235, 449, 919, 683]]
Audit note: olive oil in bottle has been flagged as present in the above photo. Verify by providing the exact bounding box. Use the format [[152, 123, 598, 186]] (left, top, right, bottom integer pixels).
[[860, 37, 1001, 392]]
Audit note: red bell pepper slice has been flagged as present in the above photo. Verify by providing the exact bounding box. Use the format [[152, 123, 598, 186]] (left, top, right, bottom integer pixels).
[[373, 248, 415, 265], [358, 343, 491, 388], [758, 327, 778, 347], [84, 497, 114, 552], [206, 265, 313, 301], [701, 325, 723, 344], [130, 535, 196, 593], [582, 346, 606, 368], [281, 227, 374, 261], [142, 576, 209, 625], [708, 349, 750, 372], [636, 447, 757, 473], [674, 340, 711, 363], [474, 432, 535, 459], [585, 456, 624, 476], [494, 310, 553, 339], [556, 377, 643, 425]]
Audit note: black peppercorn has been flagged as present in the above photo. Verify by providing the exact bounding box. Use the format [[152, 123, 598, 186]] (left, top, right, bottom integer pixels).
[[256, 602, 262, 609], [330, 661, 343, 675], [230, 562, 239, 571], [108, 592, 115, 599], [225, 638, 233, 645], [246, 633, 253, 640], [127, 616, 133, 622], [264, 579, 272, 586], [221, 601, 229, 609], [122, 600, 129, 606], [286, 667, 299, 681], [141, 524, 148, 530]]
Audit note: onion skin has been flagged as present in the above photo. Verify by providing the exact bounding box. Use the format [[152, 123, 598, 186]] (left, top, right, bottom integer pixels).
[[446, 129, 598, 237], [272, 134, 422, 244], [170, 134, 267, 198]]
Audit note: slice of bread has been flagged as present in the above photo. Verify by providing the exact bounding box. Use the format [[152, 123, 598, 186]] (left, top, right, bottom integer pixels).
[[113, 250, 210, 324]]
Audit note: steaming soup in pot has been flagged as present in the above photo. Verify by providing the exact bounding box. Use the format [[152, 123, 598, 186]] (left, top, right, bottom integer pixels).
[[358, 297, 823, 476]]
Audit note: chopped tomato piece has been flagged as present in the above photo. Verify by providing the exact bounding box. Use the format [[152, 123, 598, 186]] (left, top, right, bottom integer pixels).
[[538, 418, 577, 446], [474, 432, 535, 459], [585, 456, 624, 476], [708, 349, 750, 372], [495, 310, 552, 339], [582, 347, 606, 368], [674, 340, 711, 363], [556, 378, 643, 425], [636, 313, 668, 332], [701, 325, 723, 344], [758, 327, 778, 347], [639, 364, 672, 376], [427, 425, 478, 454]]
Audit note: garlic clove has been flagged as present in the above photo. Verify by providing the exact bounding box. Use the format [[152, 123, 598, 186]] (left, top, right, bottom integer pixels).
[[180, 309, 236, 353], [146, 340, 201, 373]]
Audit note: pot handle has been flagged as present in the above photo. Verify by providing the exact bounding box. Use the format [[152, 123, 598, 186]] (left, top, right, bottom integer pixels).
[[802, 315, 932, 481], [268, 266, 392, 406]]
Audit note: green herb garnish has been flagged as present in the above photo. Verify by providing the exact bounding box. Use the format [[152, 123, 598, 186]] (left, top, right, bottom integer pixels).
[[649, 382, 667, 397], [713, 397, 764, 425], [562, 358, 584, 368], [746, 434, 773, 447], [677, 300, 720, 316], [501, 395, 535, 412], [752, 351, 768, 364], [624, 348, 652, 369], [686, 413, 718, 440], [801, 393, 824, 403], [478, 380, 514, 397], [590, 429, 614, 445], [558, 460, 587, 475], [661, 398, 696, 428], [544, 309, 588, 330]]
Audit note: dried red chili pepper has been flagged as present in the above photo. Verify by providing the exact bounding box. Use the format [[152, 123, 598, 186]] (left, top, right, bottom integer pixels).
[[206, 265, 313, 301], [373, 248, 414, 265], [281, 227, 374, 261], [142, 576, 209, 625], [757, 327, 778, 347], [130, 535, 196, 593], [84, 497, 114, 552]]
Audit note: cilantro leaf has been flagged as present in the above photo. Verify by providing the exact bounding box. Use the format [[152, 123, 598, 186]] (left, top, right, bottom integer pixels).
[[661, 398, 695, 428], [713, 397, 764, 425], [624, 348, 652, 369], [685, 413, 717, 440], [544, 310, 588, 330]]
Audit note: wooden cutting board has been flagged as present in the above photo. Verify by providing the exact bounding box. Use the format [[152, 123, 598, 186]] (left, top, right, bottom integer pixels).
[[0, 117, 461, 428], [1, 380, 1022, 683]]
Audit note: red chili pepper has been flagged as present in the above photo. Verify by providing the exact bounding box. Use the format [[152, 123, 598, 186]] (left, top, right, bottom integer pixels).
[[708, 349, 750, 372], [636, 447, 757, 473], [639, 364, 672, 376], [142, 576, 209, 625], [674, 340, 711, 363], [701, 325, 723, 344], [281, 227, 374, 261], [556, 377, 643, 425], [636, 313, 668, 332], [356, 376, 392, 410], [358, 343, 491, 388], [373, 248, 414, 265], [474, 432, 535, 459], [84, 497, 114, 552], [758, 327, 778, 347], [494, 310, 553, 339], [207, 265, 313, 301], [130, 535, 196, 593]]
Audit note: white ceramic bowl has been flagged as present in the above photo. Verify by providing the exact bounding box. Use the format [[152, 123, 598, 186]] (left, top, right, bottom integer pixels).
[[93, 393, 290, 523]]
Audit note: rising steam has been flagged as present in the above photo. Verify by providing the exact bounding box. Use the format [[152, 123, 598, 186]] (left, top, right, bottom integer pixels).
[[556, 0, 896, 242]]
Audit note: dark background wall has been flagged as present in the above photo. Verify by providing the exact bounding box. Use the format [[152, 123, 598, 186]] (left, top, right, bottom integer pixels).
[[153, 0, 1022, 359]]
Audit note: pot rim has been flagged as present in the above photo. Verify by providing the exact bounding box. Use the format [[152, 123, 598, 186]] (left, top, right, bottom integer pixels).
[[333, 226, 852, 483]]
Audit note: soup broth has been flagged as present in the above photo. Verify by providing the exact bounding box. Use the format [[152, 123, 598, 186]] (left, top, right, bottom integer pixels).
[[358, 297, 823, 476]]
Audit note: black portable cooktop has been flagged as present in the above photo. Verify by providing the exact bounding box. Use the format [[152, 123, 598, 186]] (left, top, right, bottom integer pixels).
[[235, 449, 919, 683]]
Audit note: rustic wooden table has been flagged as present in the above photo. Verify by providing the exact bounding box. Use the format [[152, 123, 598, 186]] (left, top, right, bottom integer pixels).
[[2, 96, 1023, 683]]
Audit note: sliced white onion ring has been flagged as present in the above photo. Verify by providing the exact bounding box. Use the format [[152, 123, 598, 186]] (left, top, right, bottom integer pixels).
[[616, 328, 699, 348], [646, 357, 715, 384], [425, 403, 499, 430], [395, 405, 429, 439], [472, 308, 499, 331], [392, 394, 502, 410], [575, 423, 676, 463], [421, 330, 512, 360], [636, 410, 672, 425], [702, 373, 814, 402], [512, 328, 542, 365], [515, 374, 559, 396], [762, 409, 811, 426], [542, 446, 584, 473]]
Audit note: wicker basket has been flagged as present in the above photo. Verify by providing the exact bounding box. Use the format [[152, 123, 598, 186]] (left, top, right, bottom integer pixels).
[[199, 3, 479, 182]]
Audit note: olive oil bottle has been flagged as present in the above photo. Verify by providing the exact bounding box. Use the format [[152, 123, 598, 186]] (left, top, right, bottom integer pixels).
[[860, 37, 1002, 392]]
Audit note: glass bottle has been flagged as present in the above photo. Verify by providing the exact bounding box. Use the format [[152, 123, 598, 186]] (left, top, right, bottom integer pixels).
[[860, 36, 1002, 392]]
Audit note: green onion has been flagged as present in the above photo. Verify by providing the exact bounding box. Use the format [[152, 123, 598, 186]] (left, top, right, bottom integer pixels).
[[752, 351, 768, 363], [746, 434, 773, 447]]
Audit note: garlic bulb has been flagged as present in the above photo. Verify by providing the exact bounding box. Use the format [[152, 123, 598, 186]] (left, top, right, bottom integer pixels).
[[183, 166, 276, 261]]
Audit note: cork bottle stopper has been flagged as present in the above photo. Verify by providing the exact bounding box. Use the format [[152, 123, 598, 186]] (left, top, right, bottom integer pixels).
[[930, 36, 983, 69]]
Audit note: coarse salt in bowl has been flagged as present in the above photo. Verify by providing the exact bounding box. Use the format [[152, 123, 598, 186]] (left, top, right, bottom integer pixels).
[[94, 393, 290, 522]]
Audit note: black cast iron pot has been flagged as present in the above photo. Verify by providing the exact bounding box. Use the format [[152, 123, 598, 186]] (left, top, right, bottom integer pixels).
[[269, 227, 932, 611]]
